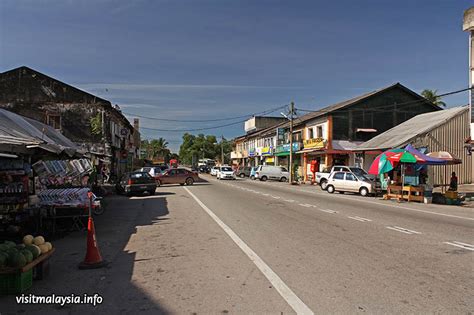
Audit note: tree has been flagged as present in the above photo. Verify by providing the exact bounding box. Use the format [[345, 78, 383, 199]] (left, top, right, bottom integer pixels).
[[141, 138, 171, 161], [421, 89, 446, 107], [178, 133, 233, 165]]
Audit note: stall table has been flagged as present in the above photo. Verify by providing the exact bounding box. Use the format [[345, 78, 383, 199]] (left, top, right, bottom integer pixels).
[[385, 184, 424, 202]]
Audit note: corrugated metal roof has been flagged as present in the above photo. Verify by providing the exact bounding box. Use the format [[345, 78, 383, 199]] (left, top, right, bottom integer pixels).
[[0, 108, 80, 156], [357, 106, 468, 151]]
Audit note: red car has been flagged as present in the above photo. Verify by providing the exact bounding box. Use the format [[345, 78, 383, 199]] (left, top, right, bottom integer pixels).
[[155, 168, 199, 186]]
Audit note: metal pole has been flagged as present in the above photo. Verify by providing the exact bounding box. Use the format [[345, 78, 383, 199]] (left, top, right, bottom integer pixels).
[[221, 135, 224, 165], [289, 102, 294, 184]]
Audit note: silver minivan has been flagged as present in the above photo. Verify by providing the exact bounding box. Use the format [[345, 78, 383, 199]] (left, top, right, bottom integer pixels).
[[255, 165, 289, 182]]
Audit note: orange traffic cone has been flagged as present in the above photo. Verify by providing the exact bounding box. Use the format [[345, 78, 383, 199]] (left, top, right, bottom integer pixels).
[[78, 216, 108, 269]]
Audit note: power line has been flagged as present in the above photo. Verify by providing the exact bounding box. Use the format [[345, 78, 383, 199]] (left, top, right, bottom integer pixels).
[[296, 86, 473, 113], [138, 104, 288, 132], [123, 104, 288, 122]]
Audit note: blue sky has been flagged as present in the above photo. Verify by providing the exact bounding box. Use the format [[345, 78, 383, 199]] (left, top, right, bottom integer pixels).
[[1, 0, 472, 152]]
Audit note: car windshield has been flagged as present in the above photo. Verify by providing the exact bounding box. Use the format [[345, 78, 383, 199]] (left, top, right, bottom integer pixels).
[[349, 167, 368, 176], [221, 167, 232, 171], [130, 172, 151, 179]]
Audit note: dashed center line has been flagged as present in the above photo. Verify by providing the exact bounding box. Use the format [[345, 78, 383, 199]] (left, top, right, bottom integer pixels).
[[298, 203, 312, 207], [348, 216, 372, 222], [443, 241, 474, 251], [284, 199, 295, 203], [318, 209, 338, 214], [386, 226, 421, 235]]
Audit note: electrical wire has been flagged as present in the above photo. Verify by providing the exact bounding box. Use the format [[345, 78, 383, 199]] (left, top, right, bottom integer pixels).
[[123, 104, 288, 122]]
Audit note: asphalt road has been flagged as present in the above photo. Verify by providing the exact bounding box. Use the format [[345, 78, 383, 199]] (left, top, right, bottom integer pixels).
[[2, 175, 473, 314], [182, 175, 473, 314]]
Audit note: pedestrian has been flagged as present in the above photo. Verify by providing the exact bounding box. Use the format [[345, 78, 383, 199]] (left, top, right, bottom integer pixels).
[[449, 171, 458, 191]]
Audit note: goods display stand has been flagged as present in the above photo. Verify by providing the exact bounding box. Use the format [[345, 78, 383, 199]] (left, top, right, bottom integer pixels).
[[0, 248, 55, 295], [385, 184, 424, 203]]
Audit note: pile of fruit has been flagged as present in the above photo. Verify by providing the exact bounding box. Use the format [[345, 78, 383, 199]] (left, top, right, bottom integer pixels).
[[0, 235, 53, 269]]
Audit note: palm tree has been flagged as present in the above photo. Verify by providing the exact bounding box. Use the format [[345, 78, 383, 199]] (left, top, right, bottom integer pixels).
[[421, 89, 446, 107], [150, 138, 170, 159]]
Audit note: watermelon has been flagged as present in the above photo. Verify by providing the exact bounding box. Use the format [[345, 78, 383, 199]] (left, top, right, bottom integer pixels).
[[20, 249, 33, 264], [16, 244, 26, 250], [8, 252, 27, 268], [0, 244, 8, 252], [26, 245, 41, 259], [6, 247, 18, 256], [3, 241, 16, 248]]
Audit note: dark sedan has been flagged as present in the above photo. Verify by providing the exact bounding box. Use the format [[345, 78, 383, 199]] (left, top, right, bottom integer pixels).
[[116, 172, 157, 196], [155, 168, 199, 186]]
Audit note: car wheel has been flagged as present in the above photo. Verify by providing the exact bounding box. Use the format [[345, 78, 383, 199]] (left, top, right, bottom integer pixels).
[[239, 173, 245, 178], [360, 187, 369, 197], [179, 183, 185, 186], [280, 177, 287, 182], [186, 177, 194, 185], [320, 180, 328, 190], [156, 180, 161, 187], [327, 185, 335, 194], [250, 175, 255, 180], [260, 176, 268, 182]]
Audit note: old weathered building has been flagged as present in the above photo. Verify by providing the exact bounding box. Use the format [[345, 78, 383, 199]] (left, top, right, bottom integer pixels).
[[0, 66, 140, 176]]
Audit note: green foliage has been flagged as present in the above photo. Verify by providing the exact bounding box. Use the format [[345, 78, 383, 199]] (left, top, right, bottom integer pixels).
[[90, 113, 102, 135], [178, 133, 233, 165], [141, 137, 170, 161], [421, 89, 446, 107]]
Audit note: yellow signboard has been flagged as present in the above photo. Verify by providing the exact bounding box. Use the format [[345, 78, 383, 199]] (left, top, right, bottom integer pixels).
[[303, 137, 325, 149]]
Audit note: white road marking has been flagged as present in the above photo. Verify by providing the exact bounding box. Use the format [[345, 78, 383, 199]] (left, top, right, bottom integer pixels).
[[298, 203, 312, 207], [386, 226, 421, 235], [262, 193, 270, 196], [443, 241, 474, 251], [184, 187, 314, 315], [347, 216, 372, 222], [319, 209, 337, 214], [246, 181, 474, 221], [284, 199, 295, 203], [271, 196, 281, 199]]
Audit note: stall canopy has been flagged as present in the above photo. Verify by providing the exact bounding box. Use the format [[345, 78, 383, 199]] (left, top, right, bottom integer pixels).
[[0, 108, 82, 156]]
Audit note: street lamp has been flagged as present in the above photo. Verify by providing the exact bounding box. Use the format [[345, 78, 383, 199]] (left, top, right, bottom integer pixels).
[[281, 102, 295, 184]]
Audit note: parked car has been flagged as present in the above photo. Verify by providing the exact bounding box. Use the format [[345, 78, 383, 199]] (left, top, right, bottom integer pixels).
[[137, 166, 162, 178], [325, 171, 374, 196], [155, 168, 199, 186], [249, 167, 257, 180], [236, 166, 252, 178], [255, 165, 289, 182], [317, 166, 370, 190], [198, 165, 210, 173], [217, 166, 236, 180], [116, 172, 157, 196], [210, 166, 220, 176]]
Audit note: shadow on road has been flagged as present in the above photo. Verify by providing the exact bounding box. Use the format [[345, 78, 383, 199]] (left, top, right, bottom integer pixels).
[[0, 193, 173, 314]]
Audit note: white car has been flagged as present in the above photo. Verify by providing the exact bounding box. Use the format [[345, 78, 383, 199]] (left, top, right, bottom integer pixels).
[[217, 166, 236, 180], [325, 171, 374, 196], [210, 166, 220, 176]]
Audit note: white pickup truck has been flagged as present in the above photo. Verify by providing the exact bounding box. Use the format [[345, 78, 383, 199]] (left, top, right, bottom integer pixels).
[[316, 166, 373, 190]]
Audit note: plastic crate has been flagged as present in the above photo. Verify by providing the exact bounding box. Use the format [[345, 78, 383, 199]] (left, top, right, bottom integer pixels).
[[0, 269, 33, 295]]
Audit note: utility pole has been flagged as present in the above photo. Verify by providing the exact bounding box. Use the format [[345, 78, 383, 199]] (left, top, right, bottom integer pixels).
[[221, 135, 224, 165], [289, 102, 294, 184]]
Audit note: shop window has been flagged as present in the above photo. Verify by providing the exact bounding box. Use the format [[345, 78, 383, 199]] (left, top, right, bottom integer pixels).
[[46, 114, 61, 130]]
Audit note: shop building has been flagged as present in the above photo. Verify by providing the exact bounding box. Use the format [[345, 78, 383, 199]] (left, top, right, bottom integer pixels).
[[0, 66, 140, 177], [356, 106, 473, 185], [284, 83, 441, 181]]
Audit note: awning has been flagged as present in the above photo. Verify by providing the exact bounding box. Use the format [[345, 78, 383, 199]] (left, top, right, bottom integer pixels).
[[275, 152, 290, 157], [296, 148, 326, 154]]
